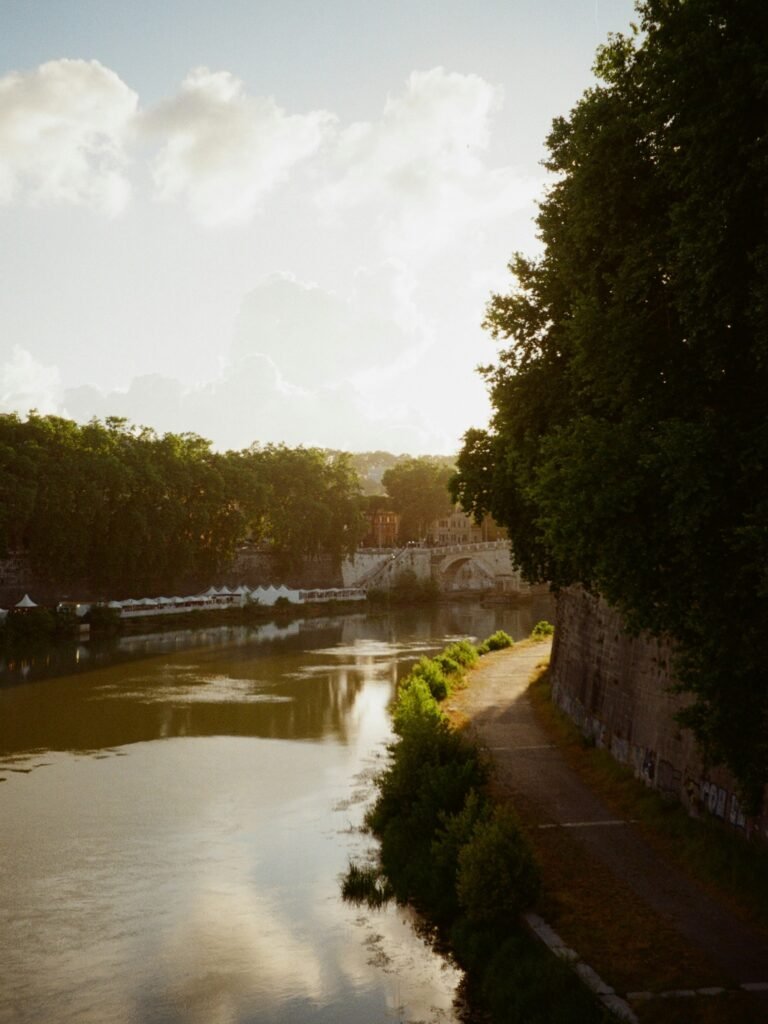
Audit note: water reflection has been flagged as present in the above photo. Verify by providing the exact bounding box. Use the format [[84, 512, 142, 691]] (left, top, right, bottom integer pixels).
[[0, 600, 553, 762], [0, 599, 553, 1024]]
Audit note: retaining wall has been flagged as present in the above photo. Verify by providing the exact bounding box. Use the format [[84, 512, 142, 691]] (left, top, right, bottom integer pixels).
[[550, 586, 767, 839]]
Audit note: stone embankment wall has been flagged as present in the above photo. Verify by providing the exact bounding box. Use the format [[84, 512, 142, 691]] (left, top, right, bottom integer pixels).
[[225, 550, 341, 590], [550, 586, 768, 840], [0, 549, 342, 607]]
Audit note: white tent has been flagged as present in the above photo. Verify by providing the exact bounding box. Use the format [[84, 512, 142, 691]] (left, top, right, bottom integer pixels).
[[16, 594, 37, 608]]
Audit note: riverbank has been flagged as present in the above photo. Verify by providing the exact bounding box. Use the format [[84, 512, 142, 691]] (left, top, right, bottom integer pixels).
[[352, 631, 613, 1024], [448, 643, 768, 1024]]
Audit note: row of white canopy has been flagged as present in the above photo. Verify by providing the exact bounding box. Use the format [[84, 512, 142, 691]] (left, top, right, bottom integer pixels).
[[108, 584, 303, 610], [2, 584, 366, 619]]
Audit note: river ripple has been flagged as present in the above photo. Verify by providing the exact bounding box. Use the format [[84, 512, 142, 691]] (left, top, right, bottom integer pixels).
[[0, 600, 552, 1024]]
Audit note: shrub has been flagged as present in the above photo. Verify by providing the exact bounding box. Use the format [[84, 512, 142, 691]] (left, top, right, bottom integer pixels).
[[457, 808, 540, 927], [483, 630, 514, 651], [444, 639, 479, 668], [409, 656, 451, 701], [391, 675, 444, 734], [433, 653, 462, 681], [428, 790, 490, 923], [531, 620, 554, 638]]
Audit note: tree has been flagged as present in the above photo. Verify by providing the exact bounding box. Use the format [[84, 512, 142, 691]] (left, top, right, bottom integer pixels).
[[452, 0, 768, 807], [240, 445, 365, 572], [382, 457, 455, 542]]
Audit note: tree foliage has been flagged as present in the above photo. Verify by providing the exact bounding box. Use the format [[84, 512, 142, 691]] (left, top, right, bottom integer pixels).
[[382, 456, 455, 541], [0, 414, 365, 594], [240, 444, 366, 572], [452, 0, 768, 806]]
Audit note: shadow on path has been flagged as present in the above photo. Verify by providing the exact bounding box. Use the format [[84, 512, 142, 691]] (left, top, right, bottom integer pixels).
[[448, 641, 768, 1010]]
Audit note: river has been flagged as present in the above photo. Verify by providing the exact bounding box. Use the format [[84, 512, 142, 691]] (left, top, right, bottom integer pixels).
[[0, 598, 553, 1024]]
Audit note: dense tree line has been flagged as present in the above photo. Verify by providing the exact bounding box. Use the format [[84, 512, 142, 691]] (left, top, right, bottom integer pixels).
[[452, 0, 768, 806], [0, 414, 366, 594], [381, 456, 455, 542]]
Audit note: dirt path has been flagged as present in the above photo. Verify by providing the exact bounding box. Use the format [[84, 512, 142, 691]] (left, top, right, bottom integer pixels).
[[447, 641, 768, 1012]]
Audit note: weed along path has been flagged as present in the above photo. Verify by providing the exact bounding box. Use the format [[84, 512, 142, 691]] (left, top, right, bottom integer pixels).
[[447, 640, 768, 1022]]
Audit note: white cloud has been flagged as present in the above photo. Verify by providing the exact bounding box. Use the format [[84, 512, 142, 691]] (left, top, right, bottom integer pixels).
[[143, 68, 335, 226], [318, 67, 539, 256], [231, 272, 415, 389], [60, 368, 447, 454], [0, 347, 62, 415], [0, 59, 137, 215]]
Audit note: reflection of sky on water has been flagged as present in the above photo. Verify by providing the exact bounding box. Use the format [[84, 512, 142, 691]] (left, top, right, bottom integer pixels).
[[1, 728, 459, 1023], [99, 673, 294, 705], [0, 602, 555, 1023]]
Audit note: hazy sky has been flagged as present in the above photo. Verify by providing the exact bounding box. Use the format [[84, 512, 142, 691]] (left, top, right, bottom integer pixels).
[[1, 0, 637, 454]]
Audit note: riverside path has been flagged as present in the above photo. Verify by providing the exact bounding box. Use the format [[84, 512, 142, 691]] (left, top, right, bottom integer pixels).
[[447, 640, 768, 1022]]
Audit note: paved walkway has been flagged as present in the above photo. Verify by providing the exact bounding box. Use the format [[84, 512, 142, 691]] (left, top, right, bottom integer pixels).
[[447, 640, 768, 1012]]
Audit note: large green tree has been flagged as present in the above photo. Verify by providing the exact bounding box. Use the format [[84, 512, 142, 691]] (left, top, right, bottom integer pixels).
[[234, 444, 365, 572], [452, 0, 768, 807], [382, 457, 455, 542], [0, 416, 365, 594]]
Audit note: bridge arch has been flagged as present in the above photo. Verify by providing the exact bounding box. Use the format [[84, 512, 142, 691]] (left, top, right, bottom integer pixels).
[[439, 554, 496, 592]]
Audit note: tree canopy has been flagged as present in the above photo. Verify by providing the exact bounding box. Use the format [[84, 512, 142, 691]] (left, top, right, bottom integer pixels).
[[0, 415, 365, 595], [382, 456, 455, 542], [451, 0, 768, 806]]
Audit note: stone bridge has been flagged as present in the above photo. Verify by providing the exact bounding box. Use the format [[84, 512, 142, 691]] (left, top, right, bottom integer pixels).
[[342, 541, 532, 594]]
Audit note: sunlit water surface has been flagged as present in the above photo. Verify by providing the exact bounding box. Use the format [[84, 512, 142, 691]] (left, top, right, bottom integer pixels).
[[0, 600, 552, 1024]]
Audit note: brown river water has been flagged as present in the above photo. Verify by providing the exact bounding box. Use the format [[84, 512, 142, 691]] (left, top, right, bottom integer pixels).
[[0, 598, 553, 1024]]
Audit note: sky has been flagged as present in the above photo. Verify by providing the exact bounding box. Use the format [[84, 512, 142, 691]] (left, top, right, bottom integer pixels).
[[0, 0, 638, 454]]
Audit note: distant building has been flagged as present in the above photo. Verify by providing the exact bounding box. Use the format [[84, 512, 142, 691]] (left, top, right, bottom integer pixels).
[[361, 499, 400, 548], [427, 509, 505, 547], [361, 500, 503, 549]]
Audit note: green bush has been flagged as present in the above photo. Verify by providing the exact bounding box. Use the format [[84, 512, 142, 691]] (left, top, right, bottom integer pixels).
[[391, 675, 444, 734], [428, 790, 490, 923], [483, 630, 514, 651], [457, 808, 540, 927], [368, 658, 488, 907], [409, 656, 451, 701], [531, 620, 554, 638], [444, 639, 479, 668], [432, 653, 462, 683]]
